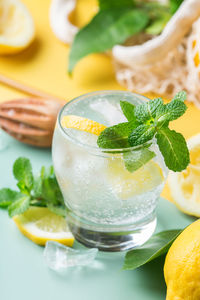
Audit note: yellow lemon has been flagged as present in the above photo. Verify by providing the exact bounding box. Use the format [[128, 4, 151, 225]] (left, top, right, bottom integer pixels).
[[61, 115, 106, 136], [168, 133, 200, 217], [107, 159, 164, 200], [13, 207, 74, 246], [164, 219, 200, 300], [0, 0, 35, 54]]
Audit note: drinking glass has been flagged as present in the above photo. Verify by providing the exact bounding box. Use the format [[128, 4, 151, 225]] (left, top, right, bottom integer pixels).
[[52, 91, 168, 251]]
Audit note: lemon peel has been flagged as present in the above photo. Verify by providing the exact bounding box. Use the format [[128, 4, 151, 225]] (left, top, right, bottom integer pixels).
[[61, 115, 106, 136]]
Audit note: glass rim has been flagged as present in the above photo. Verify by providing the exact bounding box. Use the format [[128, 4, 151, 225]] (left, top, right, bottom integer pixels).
[[57, 90, 154, 154]]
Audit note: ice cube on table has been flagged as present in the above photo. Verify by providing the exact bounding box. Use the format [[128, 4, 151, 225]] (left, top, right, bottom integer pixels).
[[44, 241, 98, 272]]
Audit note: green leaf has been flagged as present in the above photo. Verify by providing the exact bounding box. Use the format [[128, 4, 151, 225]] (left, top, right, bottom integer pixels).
[[164, 101, 187, 122], [98, 0, 134, 10], [47, 203, 67, 217], [169, 0, 184, 14], [120, 101, 138, 124], [155, 93, 187, 126], [123, 229, 182, 270], [13, 157, 33, 192], [123, 148, 155, 172], [68, 9, 149, 73], [33, 175, 42, 199], [0, 188, 21, 208], [40, 166, 65, 206], [145, 13, 171, 35], [97, 121, 137, 149], [171, 90, 187, 102], [148, 98, 164, 118], [156, 127, 190, 172], [134, 102, 150, 123], [8, 195, 30, 217], [128, 125, 156, 147], [135, 98, 164, 123]]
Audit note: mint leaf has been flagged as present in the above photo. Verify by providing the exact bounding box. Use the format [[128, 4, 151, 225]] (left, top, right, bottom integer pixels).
[[134, 102, 150, 123], [123, 229, 182, 270], [156, 101, 187, 126], [148, 98, 164, 118], [120, 101, 138, 124], [98, 0, 134, 10], [128, 125, 156, 147], [164, 101, 187, 121], [97, 121, 137, 149], [47, 203, 67, 217], [135, 98, 164, 123], [33, 175, 42, 199], [0, 188, 21, 208], [13, 157, 33, 192], [40, 166, 65, 207], [123, 148, 155, 172], [8, 195, 30, 217], [172, 90, 187, 102], [68, 9, 149, 73], [169, 0, 184, 14], [155, 92, 187, 125], [145, 14, 170, 35], [156, 127, 190, 171]]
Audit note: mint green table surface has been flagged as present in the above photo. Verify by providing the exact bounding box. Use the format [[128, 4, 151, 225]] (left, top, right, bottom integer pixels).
[[0, 132, 195, 300]]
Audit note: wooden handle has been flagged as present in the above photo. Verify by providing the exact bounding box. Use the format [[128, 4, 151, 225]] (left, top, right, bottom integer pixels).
[[0, 73, 66, 104]]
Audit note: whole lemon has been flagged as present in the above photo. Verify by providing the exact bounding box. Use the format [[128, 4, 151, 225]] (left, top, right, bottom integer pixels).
[[164, 219, 200, 300]]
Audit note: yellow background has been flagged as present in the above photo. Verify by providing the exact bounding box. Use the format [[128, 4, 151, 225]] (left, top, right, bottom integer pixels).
[[0, 0, 200, 201]]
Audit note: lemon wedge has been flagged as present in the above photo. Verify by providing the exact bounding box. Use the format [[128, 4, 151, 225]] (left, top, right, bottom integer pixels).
[[107, 159, 164, 200], [0, 0, 35, 54], [168, 133, 200, 217], [61, 115, 106, 136], [13, 207, 74, 246]]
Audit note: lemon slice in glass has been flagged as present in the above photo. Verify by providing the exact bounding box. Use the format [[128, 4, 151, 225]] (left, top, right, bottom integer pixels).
[[0, 0, 35, 54], [107, 158, 164, 200]]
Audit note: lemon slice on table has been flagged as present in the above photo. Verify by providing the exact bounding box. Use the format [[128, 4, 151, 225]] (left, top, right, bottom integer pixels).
[[13, 207, 74, 246], [168, 133, 200, 217], [0, 0, 35, 54], [61, 115, 106, 136]]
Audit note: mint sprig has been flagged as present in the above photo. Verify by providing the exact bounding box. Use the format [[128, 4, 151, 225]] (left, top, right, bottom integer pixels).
[[0, 158, 66, 217], [97, 91, 190, 172]]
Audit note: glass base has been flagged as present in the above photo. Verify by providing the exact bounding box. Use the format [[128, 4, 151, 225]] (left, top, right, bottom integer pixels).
[[67, 212, 157, 252]]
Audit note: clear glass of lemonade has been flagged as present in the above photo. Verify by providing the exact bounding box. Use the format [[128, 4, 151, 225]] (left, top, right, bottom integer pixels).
[[52, 91, 168, 251]]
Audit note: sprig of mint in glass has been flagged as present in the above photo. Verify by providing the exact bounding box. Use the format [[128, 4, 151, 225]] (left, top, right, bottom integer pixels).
[[97, 91, 190, 172], [0, 158, 66, 217], [68, 0, 184, 73]]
